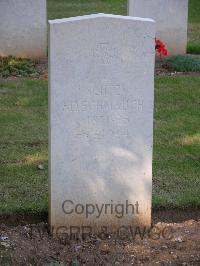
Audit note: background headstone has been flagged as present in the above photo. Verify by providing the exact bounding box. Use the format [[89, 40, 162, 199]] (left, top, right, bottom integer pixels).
[[128, 0, 188, 55], [0, 0, 47, 58], [49, 14, 155, 232]]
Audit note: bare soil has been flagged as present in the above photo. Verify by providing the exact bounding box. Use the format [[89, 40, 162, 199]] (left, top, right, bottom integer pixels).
[[0, 210, 200, 266]]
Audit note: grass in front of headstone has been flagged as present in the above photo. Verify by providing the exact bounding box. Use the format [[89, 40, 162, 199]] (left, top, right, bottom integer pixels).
[[153, 76, 200, 208], [0, 76, 199, 215], [0, 80, 48, 215]]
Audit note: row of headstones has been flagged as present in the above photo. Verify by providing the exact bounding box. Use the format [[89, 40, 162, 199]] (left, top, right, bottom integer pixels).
[[0, 0, 188, 58]]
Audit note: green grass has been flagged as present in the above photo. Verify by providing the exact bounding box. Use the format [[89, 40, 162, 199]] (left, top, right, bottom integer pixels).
[[165, 55, 200, 72], [0, 80, 48, 215], [188, 0, 200, 51], [153, 76, 200, 208], [188, 0, 200, 23], [47, 0, 127, 20], [0, 77, 200, 215], [187, 43, 200, 54]]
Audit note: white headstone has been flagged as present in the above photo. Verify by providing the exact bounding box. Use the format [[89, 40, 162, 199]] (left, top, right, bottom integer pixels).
[[0, 0, 47, 58], [128, 0, 188, 55], [49, 14, 155, 233]]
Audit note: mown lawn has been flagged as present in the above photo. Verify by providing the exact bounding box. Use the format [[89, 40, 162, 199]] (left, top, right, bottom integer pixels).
[[0, 81, 48, 214], [0, 77, 199, 215], [188, 0, 200, 44], [47, 0, 127, 19], [47, 0, 200, 47], [153, 76, 200, 208]]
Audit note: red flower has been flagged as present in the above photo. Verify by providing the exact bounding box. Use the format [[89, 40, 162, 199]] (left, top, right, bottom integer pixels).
[[155, 38, 168, 59]]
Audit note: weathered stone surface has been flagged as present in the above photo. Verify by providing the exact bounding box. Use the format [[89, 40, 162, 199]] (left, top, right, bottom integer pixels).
[[0, 0, 47, 58], [49, 14, 155, 232], [128, 0, 188, 55]]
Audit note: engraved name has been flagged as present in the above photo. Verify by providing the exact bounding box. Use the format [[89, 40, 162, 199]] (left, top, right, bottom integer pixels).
[[64, 98, 143, 112]]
